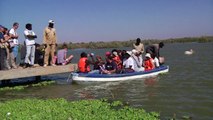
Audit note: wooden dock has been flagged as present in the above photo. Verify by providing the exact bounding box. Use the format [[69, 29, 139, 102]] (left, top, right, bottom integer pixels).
[[0, 64, 77, 81]]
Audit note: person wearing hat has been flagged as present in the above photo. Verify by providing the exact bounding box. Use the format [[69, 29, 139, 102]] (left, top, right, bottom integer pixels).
[[131, 49, 144, 72], [105, 51, 111, 57], [43, 20, 57, 67], [122, 51, 135, 73], [143, 53, 155, 71], [111, 49, 122, 71]]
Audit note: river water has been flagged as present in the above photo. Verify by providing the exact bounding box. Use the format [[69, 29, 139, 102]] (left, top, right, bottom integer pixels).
[[0, 42, 213, 119]]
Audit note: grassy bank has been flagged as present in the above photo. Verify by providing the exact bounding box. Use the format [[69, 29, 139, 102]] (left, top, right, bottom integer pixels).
[[0, 98, 159, 120]]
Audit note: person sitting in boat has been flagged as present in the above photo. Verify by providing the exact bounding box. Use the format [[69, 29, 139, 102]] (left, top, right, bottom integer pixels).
[[131, 49, 144, 72], [143, 53, 155, 71], [34, 43, 44, 66], [119, 50, 127, 61], [57, 43, 74, 65], [111, 49, 122, 71], [122, 51, 135, 73], [151, 54, 160, 68], [105, 51, 111, 59], [101, 55, 117, 74], [145, 42, 164, 65], [78, 52, 95, 73], [117, 49, 124, 61], [93, 55, 105, 70]]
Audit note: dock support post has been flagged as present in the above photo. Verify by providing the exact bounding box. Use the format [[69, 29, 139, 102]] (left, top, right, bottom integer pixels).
[[35, 76, 41, 81]]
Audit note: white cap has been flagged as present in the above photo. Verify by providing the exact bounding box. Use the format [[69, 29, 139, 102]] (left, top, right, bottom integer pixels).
[[132, 49, 138, 54], [90, 53, 94, 56], [126, 51, 132, 55], [112, 51, 118, 56], [145, 53, 151, 58], [48, 20, 55, 24]]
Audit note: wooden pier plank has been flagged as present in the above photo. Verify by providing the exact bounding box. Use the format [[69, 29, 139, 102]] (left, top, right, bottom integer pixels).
[[0, 64, 77, 81]]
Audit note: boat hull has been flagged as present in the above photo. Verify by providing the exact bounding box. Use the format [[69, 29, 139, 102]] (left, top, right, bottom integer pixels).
[[71, 66, 169, 82]]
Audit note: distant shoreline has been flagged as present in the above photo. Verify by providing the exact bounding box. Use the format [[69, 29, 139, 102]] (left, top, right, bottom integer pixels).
[[58, 36, 213, 49]]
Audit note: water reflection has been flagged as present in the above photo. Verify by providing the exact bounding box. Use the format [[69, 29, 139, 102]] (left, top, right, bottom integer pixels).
[[71, 77, 161, 105], [144, 77, 159, 87], [143, 77, 159, 98], [73, 81, 123, 100]]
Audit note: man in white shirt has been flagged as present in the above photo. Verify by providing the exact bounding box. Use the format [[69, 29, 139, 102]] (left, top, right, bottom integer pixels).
[[23, 23, 37, 68], [131, 49, 144, 72], [123, 51, 135, 72], [9, 22, 19, 69]]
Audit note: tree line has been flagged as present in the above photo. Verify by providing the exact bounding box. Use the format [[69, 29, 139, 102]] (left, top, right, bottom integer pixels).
[[57, 36, 213, 49]]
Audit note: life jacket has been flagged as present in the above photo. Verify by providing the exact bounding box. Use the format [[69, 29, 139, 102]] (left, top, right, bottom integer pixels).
[[78, 57, 90, 73], [144, 58, 155, 71], [113, 56, 122, 69]]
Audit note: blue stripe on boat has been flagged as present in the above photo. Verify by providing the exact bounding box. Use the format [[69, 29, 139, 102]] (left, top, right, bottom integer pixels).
[[76, 66, 168, 78]]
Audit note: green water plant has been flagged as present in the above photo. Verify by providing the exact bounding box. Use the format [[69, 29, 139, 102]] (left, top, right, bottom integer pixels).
[[0, 80, 56, 92], [0, 86, 27, 91], [31, 80, 55, 87], [0, 98, 159, 120]]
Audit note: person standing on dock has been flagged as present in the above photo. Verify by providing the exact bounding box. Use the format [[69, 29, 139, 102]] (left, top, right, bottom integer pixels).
[[43, 20, 57, 67], [23, 23, 37, 68], [8, 22, 19, 69], [0, 25, 6, 70]]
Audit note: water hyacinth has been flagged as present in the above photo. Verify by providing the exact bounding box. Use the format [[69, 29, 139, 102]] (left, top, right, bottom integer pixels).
[[0, 98, 160, 120], [0, 81, 56, 92]]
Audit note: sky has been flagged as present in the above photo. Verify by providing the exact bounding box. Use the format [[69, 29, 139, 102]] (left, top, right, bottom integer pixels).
[[1, 0, 213, 44]]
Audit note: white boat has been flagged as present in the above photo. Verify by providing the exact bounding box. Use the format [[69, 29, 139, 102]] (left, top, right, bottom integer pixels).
[[71, 65, 169, 82]]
